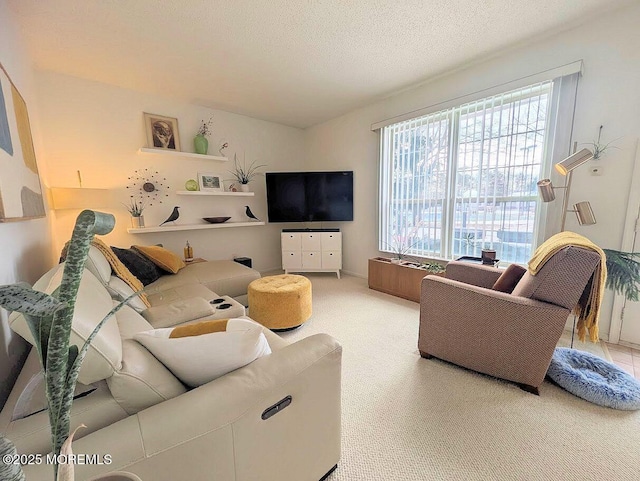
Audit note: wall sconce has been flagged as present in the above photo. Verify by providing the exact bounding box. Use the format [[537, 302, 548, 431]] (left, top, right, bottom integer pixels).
[[537, 147, 595, 230]]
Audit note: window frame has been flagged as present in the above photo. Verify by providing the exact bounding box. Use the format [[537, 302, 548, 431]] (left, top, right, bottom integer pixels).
[[378, 81, 560, 264]]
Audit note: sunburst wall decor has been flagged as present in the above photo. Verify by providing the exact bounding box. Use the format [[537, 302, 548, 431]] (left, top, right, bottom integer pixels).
[[126, 168, 169, 206]]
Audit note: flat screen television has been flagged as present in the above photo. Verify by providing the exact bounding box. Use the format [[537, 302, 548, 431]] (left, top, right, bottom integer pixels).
[[265, 171, 354, 222]]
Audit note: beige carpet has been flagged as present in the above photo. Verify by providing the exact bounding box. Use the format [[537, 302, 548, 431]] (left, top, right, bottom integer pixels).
[[276, 274, 640, 481]]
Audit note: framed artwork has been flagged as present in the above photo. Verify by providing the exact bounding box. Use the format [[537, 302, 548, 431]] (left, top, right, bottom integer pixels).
[[198, 172, 224, 192], [143, 112, 181, 151], [0, 63, 46, 222]]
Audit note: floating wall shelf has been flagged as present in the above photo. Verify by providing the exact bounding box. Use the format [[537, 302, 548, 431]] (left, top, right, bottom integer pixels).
[[127, 221, 265, 234], [138, 147, 228, 162], [175, 190, 254, 197]]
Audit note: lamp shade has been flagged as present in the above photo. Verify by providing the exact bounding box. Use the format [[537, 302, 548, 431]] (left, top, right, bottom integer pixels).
[[50, 187, 111, 210], [554, 148, 594, 175], [574, 201, 596, 225], [537, 179, 556, 202]]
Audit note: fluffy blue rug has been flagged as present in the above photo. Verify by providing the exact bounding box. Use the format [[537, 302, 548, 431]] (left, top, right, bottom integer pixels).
[[547, 347, 640, 410]]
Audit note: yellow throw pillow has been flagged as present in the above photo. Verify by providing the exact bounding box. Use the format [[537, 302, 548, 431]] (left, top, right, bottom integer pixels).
[[170, 319, 229, 338], [133, 245, 186, 274]]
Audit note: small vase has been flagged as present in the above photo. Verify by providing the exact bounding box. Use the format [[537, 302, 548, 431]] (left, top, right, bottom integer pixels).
[[239, 183, 250, 192], [185, 179, 199, 191], [194, 134, 209, 155], [131, 215, 145, 228]]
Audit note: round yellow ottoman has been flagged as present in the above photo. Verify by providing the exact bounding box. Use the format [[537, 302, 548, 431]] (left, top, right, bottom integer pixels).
[[248, 274, 312, 330]]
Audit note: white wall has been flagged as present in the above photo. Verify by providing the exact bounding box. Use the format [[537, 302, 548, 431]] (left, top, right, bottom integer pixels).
[[304, 3, 640, 337], [36, 72, 306, 273], [0, 0, 53, 408]]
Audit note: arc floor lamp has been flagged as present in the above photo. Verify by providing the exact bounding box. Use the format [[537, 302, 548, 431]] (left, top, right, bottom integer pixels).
[[537, 147, 596, 230]]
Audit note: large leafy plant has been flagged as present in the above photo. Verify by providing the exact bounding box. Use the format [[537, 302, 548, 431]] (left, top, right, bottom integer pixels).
[[0, 210, 134, 480], [604, 249, 640, 301]]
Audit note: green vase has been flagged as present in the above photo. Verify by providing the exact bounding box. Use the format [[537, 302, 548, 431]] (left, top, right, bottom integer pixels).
[[194, 134, 208, 155], [185, 179, 199, 191]]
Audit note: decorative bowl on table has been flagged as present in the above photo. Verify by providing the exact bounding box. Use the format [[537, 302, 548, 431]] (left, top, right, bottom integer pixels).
[[203, 216, 231, 224]]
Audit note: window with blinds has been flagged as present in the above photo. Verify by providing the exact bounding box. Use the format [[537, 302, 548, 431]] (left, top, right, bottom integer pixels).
[[379, 81, 553, 264]]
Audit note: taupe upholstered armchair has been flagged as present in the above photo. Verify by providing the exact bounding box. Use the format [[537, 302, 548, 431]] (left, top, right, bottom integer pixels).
[[418, 246, 601, 394]]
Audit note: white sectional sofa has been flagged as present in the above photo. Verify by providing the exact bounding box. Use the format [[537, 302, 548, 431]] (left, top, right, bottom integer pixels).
[[72, 244, 260, 327], [0, 257, 342, 480]]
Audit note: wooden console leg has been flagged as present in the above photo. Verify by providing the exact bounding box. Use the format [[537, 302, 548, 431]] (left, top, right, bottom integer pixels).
[[419, 350, 433, 359]]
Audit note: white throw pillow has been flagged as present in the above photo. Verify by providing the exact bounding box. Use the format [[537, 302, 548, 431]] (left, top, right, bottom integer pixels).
[[133, 318, 271, 388]]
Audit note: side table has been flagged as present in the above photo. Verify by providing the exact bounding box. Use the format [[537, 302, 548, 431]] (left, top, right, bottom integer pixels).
[[185, 257, 207, 264], [455, 256, 500, 267], [234, 256, 252, 268]]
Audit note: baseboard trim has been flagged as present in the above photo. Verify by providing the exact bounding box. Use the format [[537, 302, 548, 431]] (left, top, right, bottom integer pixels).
[[341, 269, 366, 279]]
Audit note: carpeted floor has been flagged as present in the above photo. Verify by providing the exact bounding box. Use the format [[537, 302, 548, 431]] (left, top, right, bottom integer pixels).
[[276, 273, 640, 481]]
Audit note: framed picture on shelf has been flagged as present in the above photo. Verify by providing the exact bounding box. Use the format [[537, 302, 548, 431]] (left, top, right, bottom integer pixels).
[[143, 112, 180, 151], [198, 172, 224, 192]]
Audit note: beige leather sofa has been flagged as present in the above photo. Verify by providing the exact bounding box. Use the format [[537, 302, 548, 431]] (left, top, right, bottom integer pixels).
[[143, 258, 260, 307], [0, 262, 342, 480], [82, 245, 261, 326]]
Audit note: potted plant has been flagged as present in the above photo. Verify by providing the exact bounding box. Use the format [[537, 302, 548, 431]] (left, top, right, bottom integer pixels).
[[0, 210, 142, 481], [383, 237, 419, 264], [604, 249, 640, 301], [228, 154, 266, 192], [123, 198, 145, 228], [588, 125, 619, 160], [194, 117, 213, 155], [420, 261, 446, 275], [368, 252, 446, 302]]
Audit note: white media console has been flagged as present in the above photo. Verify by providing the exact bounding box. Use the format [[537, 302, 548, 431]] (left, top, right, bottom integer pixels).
[[281, 229, 342, 278]]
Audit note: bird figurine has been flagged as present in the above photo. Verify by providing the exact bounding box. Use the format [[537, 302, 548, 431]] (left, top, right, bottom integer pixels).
[[244, 205, 260, 221], [160, 206, 180, 226]]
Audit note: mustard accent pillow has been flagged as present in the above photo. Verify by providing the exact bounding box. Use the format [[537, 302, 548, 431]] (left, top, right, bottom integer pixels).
[[133, 245, 186, 274], [170, 319, 229, 338]]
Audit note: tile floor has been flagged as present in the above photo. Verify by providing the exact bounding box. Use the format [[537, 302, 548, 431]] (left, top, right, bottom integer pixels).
[[605, 342, 640, 380]]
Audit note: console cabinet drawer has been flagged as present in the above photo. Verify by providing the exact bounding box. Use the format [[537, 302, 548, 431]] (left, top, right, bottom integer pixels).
[[281, 233, 302, 251], [321, 232, 341, 251], [301, 233, 322, 251], [302, 251, 322, 269], [282, 251, 302, 269], [322, 251, 341, 269], [280, 231, 342, 277]]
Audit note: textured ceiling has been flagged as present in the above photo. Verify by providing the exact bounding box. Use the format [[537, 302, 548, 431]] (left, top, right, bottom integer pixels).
[[7, 0, 634, 128]]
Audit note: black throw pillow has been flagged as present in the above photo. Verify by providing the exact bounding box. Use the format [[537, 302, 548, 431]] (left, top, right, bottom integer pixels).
[[111, 246, 165, 286], [492, 264, 527, 293]]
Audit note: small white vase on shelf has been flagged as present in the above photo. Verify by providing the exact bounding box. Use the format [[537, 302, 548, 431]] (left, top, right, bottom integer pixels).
[[239, 183, 250, 192], [131, 215, 145, 228]]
